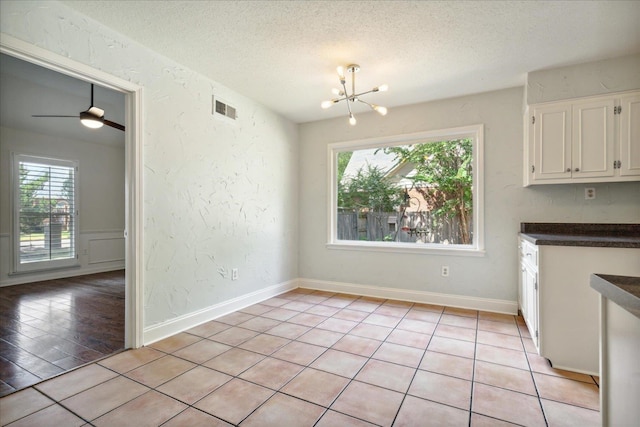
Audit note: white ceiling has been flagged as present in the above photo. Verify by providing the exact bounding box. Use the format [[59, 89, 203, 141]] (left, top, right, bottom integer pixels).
[[60, 0, 640, 124]]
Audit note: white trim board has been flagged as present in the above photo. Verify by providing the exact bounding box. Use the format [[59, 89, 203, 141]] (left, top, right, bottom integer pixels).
[[298, 278, 518, 315], [143, 279, 298, 345]]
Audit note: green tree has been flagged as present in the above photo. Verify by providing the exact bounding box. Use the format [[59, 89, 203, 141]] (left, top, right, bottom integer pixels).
[[383, 138, 473, 244], [339, 163, 402, 213], [19, 164, 50, 234]]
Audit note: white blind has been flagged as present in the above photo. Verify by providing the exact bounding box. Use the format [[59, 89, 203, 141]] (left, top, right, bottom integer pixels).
[[17, 156, 77, 265]]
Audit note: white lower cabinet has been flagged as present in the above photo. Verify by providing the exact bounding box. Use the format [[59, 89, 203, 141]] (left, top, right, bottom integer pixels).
[[519, 238, 640, 374]]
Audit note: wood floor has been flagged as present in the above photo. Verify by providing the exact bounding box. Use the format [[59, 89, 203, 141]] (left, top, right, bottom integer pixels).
[[0, 270, 125, 396]]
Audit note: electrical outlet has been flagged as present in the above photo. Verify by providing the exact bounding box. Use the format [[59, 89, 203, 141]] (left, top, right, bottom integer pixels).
[[584, 187, 596, 200], [441, 266, 449, 277], [231, 268, 238, 281]]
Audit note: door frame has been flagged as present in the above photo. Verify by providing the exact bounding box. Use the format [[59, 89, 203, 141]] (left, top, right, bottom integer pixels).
[[1, 34, 144, 348]]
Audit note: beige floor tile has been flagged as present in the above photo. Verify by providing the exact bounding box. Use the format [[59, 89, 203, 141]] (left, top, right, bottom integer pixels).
[[216, 311, 255, 325], [321, 296, 359, 309], [172, 339, 231, 364], [5, 403, 85, 427], [372, 342, 424, 368], [470, 412, 520, 426], [125, 355, 195, 388], [271, 341, 326, 366], [194, 379, 273, 424], [355, 359, 416, 393], [287, 312, 327, 327], [239, 357, 304, 389], [305, 304, 341, 317], [474, 360, 537, 395], [280, 368, 349, 406], [310, 349, 368, 378], [238, 334, 290, 355], [209, 326, 259, 346], [541, 398, 600, 427], [478, 311, 517, 324], [297, 328, 344, 347], [440, 314, 478, 329], [427, 335, 476, 359], [264, 322, 310, 339], [261, 307, 299, 321], [385, 329, 431, 349], [405, 308, 442, 323], [346, 300, 380, 313], [203, 348, 265, 376], [330, 381, 404, 427], [444, 307, 478, 318], [522, 336, 538, 353], [237, 316, 282, 333], [299, 293, 332, 304], [349, 323, 393, 341], [93, 390, 187, 427], [156, 366, 232, 404], [434, 323, 477, 342], [475, 343, 529, 370], [396, 318, 437, 334], [35, 363, 118, 401], [472, 383, 546, 427], [62, 376, 148, 420], [476, 330, 523, 351], [240, 392, 325, 427], [316, 317, 359, 333], [478, 319, 520, 336], [412, 302, 445, 313], [185, 320, 230, 338], [315, 410, 378, 427], [281, 300, 315, 312], [333, 308, 370, 322], [394, 395, 470, 427], [331, 335, 382, 357], [420, 350, 474, 380], [97, 347, 165, 373], [0, 388, 55, 425], [149, 332, 202, 353], [374, 305, 410, 317], [533, 373, 599, 411], [526, 352, 595, 383], [239, 303, 275, 316], [162, 407, 233, 427], [408, 370, 472, 410], [261, 297, 291, 307]]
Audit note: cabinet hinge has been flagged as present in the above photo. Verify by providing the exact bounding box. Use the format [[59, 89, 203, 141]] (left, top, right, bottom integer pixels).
[[614, 106, 622, 115], [614, 160, 622, 169], [531, 116, 535, 125], [531, 165, 535, 173], [534, 282, 538, 291], [535, 330, 538, 338]]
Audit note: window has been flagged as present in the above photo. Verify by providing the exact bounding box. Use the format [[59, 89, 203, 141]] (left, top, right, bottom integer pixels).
[[328, 125, 484, 255], [13, 154, 79, 272]]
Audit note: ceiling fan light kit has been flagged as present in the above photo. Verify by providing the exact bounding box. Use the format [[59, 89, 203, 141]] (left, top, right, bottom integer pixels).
[[321, 64, 388, 126], [32, 84, 125, 131]]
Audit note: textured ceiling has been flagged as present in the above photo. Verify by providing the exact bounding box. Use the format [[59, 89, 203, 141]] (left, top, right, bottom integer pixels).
[[55, 1, 640, 124]]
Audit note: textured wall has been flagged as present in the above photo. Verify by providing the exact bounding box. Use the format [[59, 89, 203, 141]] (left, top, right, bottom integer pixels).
[[0, 1, 299, 327], [299, 85, 640, 302]]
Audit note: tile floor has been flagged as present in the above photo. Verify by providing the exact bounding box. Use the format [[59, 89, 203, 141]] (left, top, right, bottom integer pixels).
[[0, 289, 601, 426], [0, 271, 125, 396]]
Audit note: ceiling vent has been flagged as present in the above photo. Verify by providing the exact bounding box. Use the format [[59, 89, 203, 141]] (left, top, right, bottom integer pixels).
[[212, 96, 237, 122]]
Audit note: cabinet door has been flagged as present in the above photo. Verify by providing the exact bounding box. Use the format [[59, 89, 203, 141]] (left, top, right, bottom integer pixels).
[[619, 93, 640, 176], [572, 98, 615, 178], [524, 265, 538, 348], [532, 103, 572, 181]]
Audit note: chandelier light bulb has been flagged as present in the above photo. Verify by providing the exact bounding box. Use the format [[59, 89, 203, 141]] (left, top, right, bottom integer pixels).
[[349, 113, 356, 126], [321, 100, 334, 109], [376, 84, 389, 92], [336, 66, 345, 79], [373, 105, 388, 116]]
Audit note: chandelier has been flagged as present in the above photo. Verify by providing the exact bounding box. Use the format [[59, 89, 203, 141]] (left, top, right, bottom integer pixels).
[[321, 64, 388, 125]]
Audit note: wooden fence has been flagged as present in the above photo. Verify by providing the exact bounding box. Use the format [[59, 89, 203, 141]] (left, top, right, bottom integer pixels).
[[337, 211, 470, 244]]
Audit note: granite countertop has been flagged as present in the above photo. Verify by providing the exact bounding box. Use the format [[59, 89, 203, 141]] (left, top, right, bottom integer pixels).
[[590, 274, 640, 319], [520, 223, 640, 248]]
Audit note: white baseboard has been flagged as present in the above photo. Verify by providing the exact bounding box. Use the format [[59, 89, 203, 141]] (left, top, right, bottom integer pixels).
[[0, 263, 125, 287], [298, 278, 518, 315], [143, 279, 298, 345]]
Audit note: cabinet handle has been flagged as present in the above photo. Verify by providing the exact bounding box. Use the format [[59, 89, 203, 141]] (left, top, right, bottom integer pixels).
[[574, 168, 580, 172], [566, 168, 571, 172]]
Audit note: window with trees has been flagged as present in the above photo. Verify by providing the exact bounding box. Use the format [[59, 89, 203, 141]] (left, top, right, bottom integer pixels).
[[13, 154, 79, 272], [329, 125, 484, 255]]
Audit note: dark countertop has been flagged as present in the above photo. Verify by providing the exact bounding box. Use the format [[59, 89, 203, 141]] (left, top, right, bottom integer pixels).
[[520, 223, 640, 248], [590, 274, 640, 319]]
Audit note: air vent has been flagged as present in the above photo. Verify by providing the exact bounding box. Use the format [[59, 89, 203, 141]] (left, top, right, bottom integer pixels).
[[212, 96, 237, 121]]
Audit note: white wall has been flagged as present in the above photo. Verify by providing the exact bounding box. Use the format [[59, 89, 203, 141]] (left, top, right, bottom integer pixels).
[[0, 1, 299, 331], [0, 126, 125, 284], [299, 81, 639, 305]]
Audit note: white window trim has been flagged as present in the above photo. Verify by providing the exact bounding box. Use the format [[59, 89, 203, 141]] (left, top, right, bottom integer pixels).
[[12, 153, 80, 273], [327, 124, 485, 256]]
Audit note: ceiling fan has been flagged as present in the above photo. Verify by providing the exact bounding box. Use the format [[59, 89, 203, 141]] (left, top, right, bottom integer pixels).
[[32, 83, 125, 131]]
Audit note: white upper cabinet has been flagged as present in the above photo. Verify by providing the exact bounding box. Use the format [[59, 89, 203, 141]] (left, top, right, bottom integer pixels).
[[525, 90, 640, 185]]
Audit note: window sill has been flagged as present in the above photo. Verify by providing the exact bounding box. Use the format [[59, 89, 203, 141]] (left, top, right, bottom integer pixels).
[[326, 241, 485, 257]]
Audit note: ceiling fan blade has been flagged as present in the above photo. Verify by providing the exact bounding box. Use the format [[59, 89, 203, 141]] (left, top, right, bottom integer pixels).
[[32, 115, 80, 118], [103, 119, 125, 131]]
